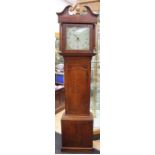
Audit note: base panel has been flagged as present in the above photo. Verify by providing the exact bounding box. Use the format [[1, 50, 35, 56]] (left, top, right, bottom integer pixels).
[[61, 113, 93, 152]]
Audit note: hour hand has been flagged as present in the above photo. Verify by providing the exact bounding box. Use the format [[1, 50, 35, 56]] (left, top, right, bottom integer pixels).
[[73, 33, 79, 40]]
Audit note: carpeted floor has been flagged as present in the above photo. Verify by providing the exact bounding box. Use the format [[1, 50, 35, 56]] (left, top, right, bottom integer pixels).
[[55, 132, 100, 154]]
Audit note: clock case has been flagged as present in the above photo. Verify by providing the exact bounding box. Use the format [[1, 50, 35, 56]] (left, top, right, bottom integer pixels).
[[57, 5, 98, 152]]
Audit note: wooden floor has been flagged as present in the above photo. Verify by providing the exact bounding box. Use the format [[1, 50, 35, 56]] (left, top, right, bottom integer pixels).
[[55, 110, 100, 151]]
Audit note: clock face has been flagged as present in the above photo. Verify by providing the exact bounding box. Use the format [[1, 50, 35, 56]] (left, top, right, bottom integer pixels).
[[66, 26, 90, 50]]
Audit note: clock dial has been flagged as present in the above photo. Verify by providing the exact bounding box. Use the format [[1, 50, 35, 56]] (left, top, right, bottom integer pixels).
[[66, 26, 90, 50]]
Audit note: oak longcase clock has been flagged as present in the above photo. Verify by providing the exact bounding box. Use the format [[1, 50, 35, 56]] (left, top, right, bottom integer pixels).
[[57, 5, 98, 152]]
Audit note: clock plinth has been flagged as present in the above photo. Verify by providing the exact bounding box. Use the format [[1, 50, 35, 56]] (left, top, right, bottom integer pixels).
[[57, 5, 98, 152], [61, 112, 93, 152]]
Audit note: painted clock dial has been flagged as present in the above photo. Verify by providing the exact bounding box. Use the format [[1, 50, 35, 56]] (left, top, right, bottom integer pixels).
[[66, 26, 90, 50]]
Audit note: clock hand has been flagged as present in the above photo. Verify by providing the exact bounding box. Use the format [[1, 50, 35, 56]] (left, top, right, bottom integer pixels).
[[73, 33, 80, 40]]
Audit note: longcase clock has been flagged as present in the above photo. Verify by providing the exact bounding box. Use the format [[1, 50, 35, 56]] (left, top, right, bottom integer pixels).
[[57, 5, 98, 152]]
